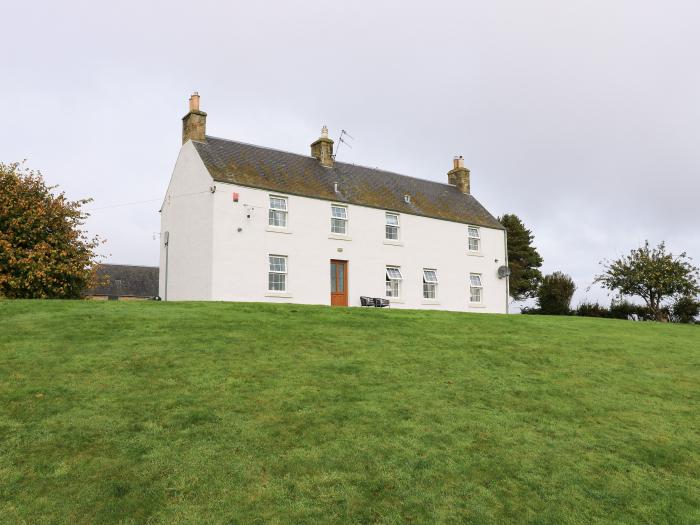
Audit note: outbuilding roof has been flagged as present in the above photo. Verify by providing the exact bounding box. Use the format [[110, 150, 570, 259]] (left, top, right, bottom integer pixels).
[[85, 264, 159, 298], [193, 136, 504, 229]]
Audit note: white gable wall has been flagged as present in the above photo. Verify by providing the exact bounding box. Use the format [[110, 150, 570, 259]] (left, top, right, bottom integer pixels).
[[208, 181, 508, 312], [159, 142, 214, 300]]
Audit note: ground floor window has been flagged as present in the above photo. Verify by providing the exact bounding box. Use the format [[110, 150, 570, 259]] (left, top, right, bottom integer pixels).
[[386, 266, 403, 298], [423, 269, 438, 299], [470, 273, 483, 303], [268, 255, 287, 291]]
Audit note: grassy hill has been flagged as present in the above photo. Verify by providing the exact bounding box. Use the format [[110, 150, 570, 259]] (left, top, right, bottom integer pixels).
[[1, 300, 698, 524]]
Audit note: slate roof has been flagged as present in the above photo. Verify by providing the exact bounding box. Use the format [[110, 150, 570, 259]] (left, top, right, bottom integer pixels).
[[85, 264, 159, 298], [193, 136, 504, 229]]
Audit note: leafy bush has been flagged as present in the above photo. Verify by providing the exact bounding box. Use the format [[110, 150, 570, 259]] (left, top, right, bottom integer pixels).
[[576, 301, 609, 318], [609, 298, 651, 320], [520, 306, 541, 315], [537, 272, 576, 315], [671, 296, 699, 324]]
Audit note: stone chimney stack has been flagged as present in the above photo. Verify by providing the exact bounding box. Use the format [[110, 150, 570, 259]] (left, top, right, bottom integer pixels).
[[310, 126, 334, 168], [182, 92, 207, 144], [448, 155, 470, 194]]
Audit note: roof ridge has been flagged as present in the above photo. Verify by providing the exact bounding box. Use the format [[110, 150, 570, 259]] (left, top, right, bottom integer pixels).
[[205, 134, 316, 161], [203, 135, 456, 191]]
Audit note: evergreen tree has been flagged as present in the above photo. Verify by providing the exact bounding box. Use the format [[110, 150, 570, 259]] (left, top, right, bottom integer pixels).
[[499, 214, 543, 300]]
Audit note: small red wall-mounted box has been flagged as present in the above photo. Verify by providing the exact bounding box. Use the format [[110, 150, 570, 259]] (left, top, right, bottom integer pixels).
[[232, 192, 239, 202]]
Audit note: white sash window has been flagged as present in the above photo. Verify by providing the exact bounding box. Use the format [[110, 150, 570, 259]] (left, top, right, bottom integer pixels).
[[470, 273, 483, 303], [269, 196, 288, 228], [268, 255, 288, 291], [331, 205, 348, 235]]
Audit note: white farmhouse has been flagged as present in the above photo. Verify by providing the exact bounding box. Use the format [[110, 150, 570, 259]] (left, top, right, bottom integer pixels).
[[160, 93, 509, 312]]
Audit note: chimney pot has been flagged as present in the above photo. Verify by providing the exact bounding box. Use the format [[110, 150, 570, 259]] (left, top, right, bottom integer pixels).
[[189, 92, 200, 112], [453, 155, 464, 169]]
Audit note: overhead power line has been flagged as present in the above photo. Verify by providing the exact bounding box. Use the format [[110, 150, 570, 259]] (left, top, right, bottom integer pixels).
[[84, 190, 211, 212]]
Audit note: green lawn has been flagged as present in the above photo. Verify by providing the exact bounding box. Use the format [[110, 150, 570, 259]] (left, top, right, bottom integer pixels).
[[0, 300, 698, 524]]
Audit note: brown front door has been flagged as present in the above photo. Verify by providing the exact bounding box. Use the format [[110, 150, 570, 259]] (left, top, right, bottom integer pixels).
[[330, 260, 348, 306]]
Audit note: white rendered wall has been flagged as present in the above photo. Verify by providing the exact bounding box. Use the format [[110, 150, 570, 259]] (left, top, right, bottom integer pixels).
[[159, 142, 214, 300], [209, 181, 508, 313]]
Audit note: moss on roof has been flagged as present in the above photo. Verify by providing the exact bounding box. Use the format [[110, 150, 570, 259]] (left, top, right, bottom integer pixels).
[[194, 136, 504, 229]]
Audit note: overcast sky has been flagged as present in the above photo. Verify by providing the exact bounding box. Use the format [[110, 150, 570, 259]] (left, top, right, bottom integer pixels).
[[3, 0, 698, 306]]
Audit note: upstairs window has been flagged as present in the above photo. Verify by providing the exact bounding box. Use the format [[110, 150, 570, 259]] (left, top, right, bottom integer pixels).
[[423, 269, 438, 300], [385, 212, 400, 240], [269, 196, 288, 228], [331, 205, 348, 235], [468, 226, 481, 252], [385, 266, 403, 298], [268, 255, 288, 292], [470, 273, 483, 303]]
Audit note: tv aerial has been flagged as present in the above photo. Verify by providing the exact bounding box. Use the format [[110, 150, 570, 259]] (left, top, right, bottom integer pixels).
[[333, 129, 354, 160]]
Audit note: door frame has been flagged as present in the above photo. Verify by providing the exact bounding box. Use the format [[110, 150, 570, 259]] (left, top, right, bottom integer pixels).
[[330, 259, 349, 307]]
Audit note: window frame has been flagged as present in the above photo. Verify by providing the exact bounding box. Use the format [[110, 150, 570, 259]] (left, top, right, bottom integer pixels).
[[423, 268, 438, 300], [330, 204, 348, 235], [468, 225, 481, 253], [385, 266, 403, 299], [268, 254, 288, 292], [385, 212, 400, 240], [268, 195, 288, 228], [469, 273, 483, 304]]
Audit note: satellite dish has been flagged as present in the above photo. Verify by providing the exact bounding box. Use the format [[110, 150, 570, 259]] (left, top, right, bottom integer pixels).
[[497, 266, 511, 279]]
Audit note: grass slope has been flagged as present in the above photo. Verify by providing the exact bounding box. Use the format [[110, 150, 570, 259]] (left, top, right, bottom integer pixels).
[[0, 300, 698, 524]]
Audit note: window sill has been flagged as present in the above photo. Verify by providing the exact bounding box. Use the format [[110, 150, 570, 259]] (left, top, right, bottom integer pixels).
[[265, 292, 292, 298], [266, 227, 292, 234], [421, 300, 440, 305], [328, 234, 352, 241], [383, 239, 404, 246], [469, 303, 486, 308], [467, 251, 483, 257]]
